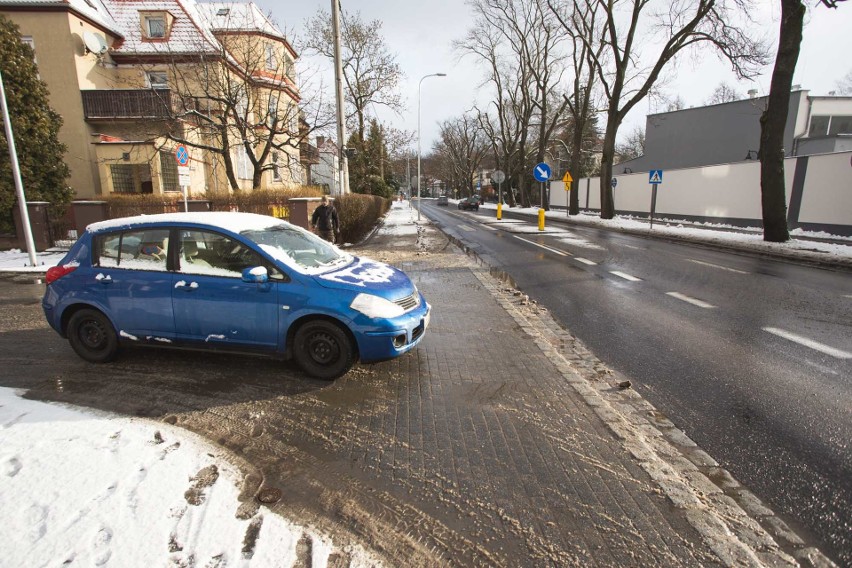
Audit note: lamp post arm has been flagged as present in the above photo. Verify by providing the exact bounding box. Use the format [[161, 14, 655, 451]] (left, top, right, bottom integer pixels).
[[416, 73, 446, 221]]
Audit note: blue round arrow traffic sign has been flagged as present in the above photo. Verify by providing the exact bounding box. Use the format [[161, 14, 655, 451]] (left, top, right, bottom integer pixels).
[[533, 162, 551, 182]]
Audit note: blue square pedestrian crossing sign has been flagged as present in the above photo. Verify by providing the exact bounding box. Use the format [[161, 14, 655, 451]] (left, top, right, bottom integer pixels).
[[649, 169, 663, 184]]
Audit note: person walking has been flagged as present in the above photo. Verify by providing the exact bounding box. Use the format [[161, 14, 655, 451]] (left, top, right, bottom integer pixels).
[[311, 195, 340, 243]]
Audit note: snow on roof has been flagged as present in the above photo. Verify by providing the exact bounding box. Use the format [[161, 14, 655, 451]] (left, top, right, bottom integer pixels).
[[0, 0, 122, 36], [86, 211, 286, 234], [195, 2, 284, 40], [107, 0, 220, 56]]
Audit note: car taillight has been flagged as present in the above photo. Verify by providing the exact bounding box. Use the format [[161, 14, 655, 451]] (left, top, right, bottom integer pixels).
[[45, 265, 77, 284]]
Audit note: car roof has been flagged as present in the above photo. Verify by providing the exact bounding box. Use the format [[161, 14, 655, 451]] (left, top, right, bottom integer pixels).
[[87, 212, 288, 235]]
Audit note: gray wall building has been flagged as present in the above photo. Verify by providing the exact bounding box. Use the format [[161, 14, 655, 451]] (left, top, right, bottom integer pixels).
[[618, 90, 852, 173]]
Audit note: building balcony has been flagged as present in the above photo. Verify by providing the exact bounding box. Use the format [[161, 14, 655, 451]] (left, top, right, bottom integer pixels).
[[81, 89, 181, 120]]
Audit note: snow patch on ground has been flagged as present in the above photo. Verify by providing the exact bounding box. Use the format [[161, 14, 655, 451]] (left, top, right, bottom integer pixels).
[[0, 388, 381, 567]]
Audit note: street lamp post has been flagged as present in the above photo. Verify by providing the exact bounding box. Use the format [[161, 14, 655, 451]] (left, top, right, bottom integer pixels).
[[417, 72, 446, 220]]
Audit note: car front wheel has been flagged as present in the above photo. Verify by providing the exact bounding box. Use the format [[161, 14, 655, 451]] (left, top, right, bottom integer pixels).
[[293, 320, 355, 380], [67, 308, 119, 363]]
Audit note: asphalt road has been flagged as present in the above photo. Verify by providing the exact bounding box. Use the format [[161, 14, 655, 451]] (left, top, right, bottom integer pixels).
[[422, 201, 852, 565]]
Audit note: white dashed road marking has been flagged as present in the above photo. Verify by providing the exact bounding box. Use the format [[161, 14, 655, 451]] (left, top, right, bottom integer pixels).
[[688, 259, 749, 274], [666, 292, 716, 309], [458, 225, 476, 232], [575, 257, 597, 266], [514, 236, 570, 256], [610, 271, 642, 282], [763, 327, 852, 359]]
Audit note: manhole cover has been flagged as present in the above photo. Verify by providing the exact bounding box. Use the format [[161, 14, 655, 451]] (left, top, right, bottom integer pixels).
[[257, 487, 282, 504]]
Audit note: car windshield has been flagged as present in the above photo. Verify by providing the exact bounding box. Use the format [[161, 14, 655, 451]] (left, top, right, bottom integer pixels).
[[242, 224, 352, 275]]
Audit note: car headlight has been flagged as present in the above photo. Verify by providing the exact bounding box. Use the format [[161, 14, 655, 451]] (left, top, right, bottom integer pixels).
[[350, 293, 405, 319]]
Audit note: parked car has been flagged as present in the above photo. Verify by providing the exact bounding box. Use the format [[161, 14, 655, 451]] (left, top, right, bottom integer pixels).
[[42, 212, 431, 380], [437, 195, 449, 206], [458, 197, 480, 211]]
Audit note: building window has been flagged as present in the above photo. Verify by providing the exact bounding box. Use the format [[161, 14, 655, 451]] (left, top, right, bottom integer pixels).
[[160, 152, 179, 192], [809, 115, 852, 137], [110, 164, 153, 193], [272, 151, 281, 181], [143, 15, 167, 39], [147, 71, 168, 89], [20, 36, 37, 69], [236, 148, 252, 180], [267, 95, 278, 127], [829, 115, 852, 136], [265, 44, 276, 70], [809, 116, 830, 137]]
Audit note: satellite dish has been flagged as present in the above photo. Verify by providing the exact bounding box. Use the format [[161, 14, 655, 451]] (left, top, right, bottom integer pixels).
[[83, 31, 108, 55]]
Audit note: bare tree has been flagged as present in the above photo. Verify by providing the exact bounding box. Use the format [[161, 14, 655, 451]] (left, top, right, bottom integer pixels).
[[706, 82, 743, 104], [433, 114, 489, 197], [666, 95, 687, 112], [575, 0, 767, 218], [548, 0, 606, 214], [836, 69, 852, 95], [615, 125, 645, 163], [304, 10, 403, 147], [460, 0, 570, 208], [759, 0, 847, 242], [458, 18, 527, 207]]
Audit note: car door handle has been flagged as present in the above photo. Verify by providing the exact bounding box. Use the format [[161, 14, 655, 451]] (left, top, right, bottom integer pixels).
[[95, 273, 112, 284]]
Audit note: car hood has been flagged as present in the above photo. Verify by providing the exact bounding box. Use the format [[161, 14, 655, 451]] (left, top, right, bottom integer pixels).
[[313, 255, 415, 297]]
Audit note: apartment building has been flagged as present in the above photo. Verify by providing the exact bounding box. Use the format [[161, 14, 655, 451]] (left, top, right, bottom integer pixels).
[[0, 0, 308, 199]]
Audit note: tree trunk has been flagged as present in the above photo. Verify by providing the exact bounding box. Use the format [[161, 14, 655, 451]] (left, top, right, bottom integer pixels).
[[569, 127, 584, 215], [598, 116, 619, 219], [758, 0, 804, 243]]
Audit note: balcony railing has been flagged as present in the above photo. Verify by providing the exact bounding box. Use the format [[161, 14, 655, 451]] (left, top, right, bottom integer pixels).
[[81, 89, 179, 120]]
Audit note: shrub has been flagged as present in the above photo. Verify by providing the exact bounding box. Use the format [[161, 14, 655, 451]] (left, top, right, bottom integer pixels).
[[335, 193, 390, 244], [208, 187, 323, 214], [105, 194, 180, 218]]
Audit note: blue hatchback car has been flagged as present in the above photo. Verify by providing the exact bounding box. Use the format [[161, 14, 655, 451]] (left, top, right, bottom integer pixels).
[[43, 212, 430, 379]]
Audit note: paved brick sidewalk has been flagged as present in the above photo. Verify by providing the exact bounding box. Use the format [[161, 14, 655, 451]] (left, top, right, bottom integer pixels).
[[213, 209, 827, 567]]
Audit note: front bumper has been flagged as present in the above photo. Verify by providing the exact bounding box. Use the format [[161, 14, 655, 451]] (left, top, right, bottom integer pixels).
[[357, 301, 430, 362]]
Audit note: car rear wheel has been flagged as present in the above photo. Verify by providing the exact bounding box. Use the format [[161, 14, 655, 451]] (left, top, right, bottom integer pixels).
[[293, 320, 355, 380], [67, 308, 119, 363]]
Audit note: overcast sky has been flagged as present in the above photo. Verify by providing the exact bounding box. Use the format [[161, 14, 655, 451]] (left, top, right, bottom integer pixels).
[[254, 0, 852, 151]]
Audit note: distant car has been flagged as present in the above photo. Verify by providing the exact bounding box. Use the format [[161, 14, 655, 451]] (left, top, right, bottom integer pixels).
[[437, 195, 449, 206], [458, 197, 479, 211], [42, 212, 430, 380]]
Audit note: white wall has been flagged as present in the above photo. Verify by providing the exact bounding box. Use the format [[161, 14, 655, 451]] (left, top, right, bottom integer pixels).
[[799, 152, 852, 225], [554, 151, 851, 231]]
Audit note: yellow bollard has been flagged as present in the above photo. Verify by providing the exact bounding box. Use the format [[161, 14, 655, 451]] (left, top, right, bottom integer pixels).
[[538, 209, 545, 231], [497, 202, 502, 220]]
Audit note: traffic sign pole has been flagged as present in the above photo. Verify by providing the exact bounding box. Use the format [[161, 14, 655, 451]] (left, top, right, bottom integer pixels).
[[647, 169, 663, 229], [650, 184, 658, 229]]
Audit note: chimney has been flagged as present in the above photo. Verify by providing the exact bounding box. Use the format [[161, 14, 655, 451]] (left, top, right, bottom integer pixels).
[[316, 136, 325, 148], [747, 89, 758, 98]]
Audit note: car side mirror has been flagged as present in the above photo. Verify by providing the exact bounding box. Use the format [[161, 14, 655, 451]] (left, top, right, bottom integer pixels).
[[242, 266, 268, 283]]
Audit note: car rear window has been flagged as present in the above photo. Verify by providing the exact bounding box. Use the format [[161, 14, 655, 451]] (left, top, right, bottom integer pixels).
[[94, 229, 170, 271]]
